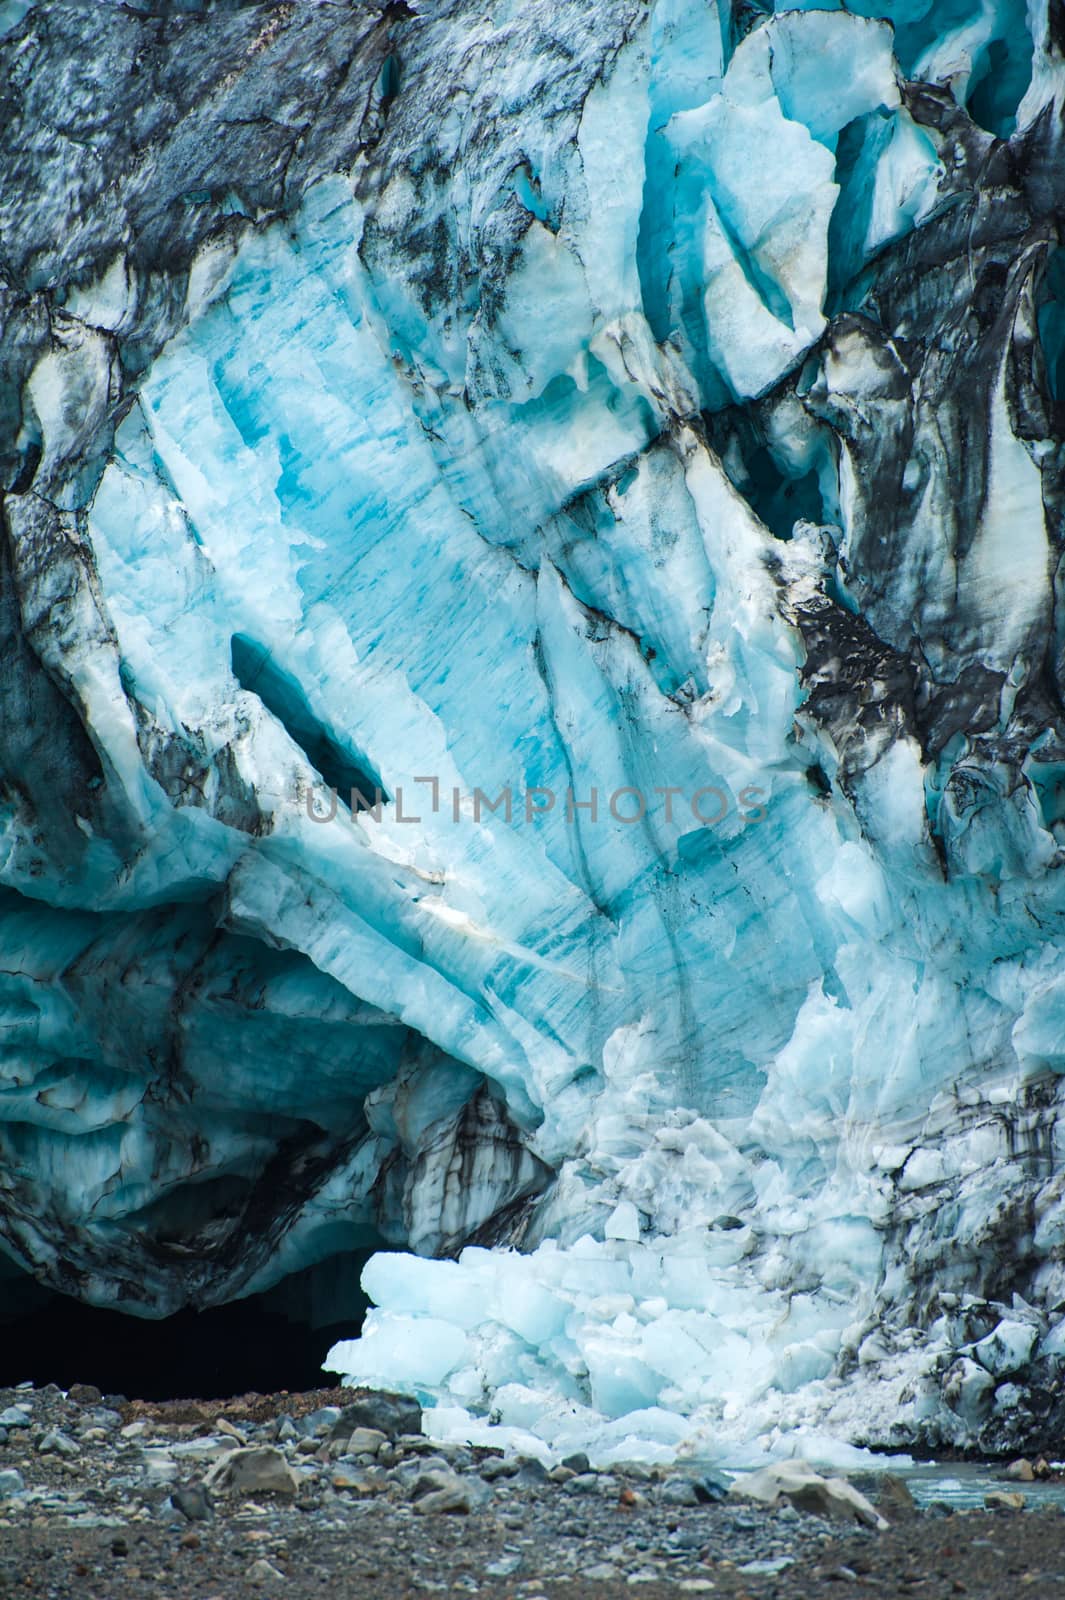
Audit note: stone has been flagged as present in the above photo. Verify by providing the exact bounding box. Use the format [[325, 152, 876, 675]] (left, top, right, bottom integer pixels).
[[484, 1555, 523, 1577], [984, 1490, 1026, 1511], [331, 1466, 382, 1494], [659, 1476, 700, 1507], [876, 1474, 917, 1518], [207, 1446, 299, 1497], [344, 1427, 387, 1457], [479, 1457, 519, 1481], [566, 1472, 600, 1494], [172, 1484, 212, 1522], [731, 1460, 889, 1531], [410, 1468, 470, 1515], [37, 1429, 80, 1458], [1005, 1458, 1035, 1482], [562, 1452, 591, 1473], [331, 1392, 422, 1442], [247, 1558, 287, 1585], [584, 1563, 620, 1581], [677, 1584, 716, 1595], [67, 1383, 102, 1406], [0, 1408, 30, 1430], [214, 1418, 246, 1443], [694, 1473, 730, 1504], [0, 1469, 25, 1498], [300, 1407, 342, 1438]]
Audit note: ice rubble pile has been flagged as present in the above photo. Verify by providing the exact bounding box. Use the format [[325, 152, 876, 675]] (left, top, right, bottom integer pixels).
[[2, 0, 1065, 1461]]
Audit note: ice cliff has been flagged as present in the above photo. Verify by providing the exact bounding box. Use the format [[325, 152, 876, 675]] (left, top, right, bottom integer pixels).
[[3, 0, 1065, 1465]]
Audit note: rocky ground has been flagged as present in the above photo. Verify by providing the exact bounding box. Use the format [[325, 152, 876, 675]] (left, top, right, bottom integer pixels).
[[0, 1383, 1063, 1599]]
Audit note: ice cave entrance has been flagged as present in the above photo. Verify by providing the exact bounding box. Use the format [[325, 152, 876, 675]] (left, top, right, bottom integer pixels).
[[0, 1251, 373, 1401]]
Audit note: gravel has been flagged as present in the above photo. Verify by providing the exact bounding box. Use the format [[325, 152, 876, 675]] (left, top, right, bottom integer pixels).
[[0, 1382, 1062, 1599]]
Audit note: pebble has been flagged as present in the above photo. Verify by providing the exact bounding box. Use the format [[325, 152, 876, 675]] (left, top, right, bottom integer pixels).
[[344, 1426, 387, 1456], [566, 1472, 600, 1494], [660, 1476, 700, 1507], [0, 1381, 927, 1595], [246, 1557, 287, 1584], [410, 1468, 470, 1515], [330, 1466, 380, 1494], [214, 1418, 247, 1443], [67, 1384, 103, 1407], [37, 1429, 80, 1458], [484, 1554, 523, 1576], [172, 1483, 212, 1522]]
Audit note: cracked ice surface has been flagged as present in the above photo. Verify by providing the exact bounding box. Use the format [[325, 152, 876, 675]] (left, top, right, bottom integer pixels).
[[3, 0, 1065, 1463]]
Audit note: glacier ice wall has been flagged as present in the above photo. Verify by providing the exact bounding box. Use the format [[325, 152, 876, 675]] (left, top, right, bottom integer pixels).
[[3, 0, 1065, 1459]]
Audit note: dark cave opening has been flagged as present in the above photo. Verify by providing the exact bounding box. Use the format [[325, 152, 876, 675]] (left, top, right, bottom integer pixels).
[[0, 1252, 371, 1402]]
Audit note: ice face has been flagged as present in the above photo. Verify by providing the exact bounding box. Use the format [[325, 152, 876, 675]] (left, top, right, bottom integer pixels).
[[2, 0, 1065, 1460]]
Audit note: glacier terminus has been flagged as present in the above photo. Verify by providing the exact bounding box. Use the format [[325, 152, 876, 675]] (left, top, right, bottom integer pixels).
[[2, 0, 1065, 1467]]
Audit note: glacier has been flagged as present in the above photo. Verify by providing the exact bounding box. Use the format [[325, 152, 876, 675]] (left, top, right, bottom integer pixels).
[[2, 0, 1065, 1465]]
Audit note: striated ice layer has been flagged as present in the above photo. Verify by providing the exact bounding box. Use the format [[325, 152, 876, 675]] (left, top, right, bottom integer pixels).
[[1, 0, 1065, 1460]]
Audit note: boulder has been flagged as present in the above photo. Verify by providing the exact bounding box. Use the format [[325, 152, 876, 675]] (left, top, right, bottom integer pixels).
[[206, 1446, 299, 1497], [730, 1460, 888, 1531], [330, 1391, 422, 1443]]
